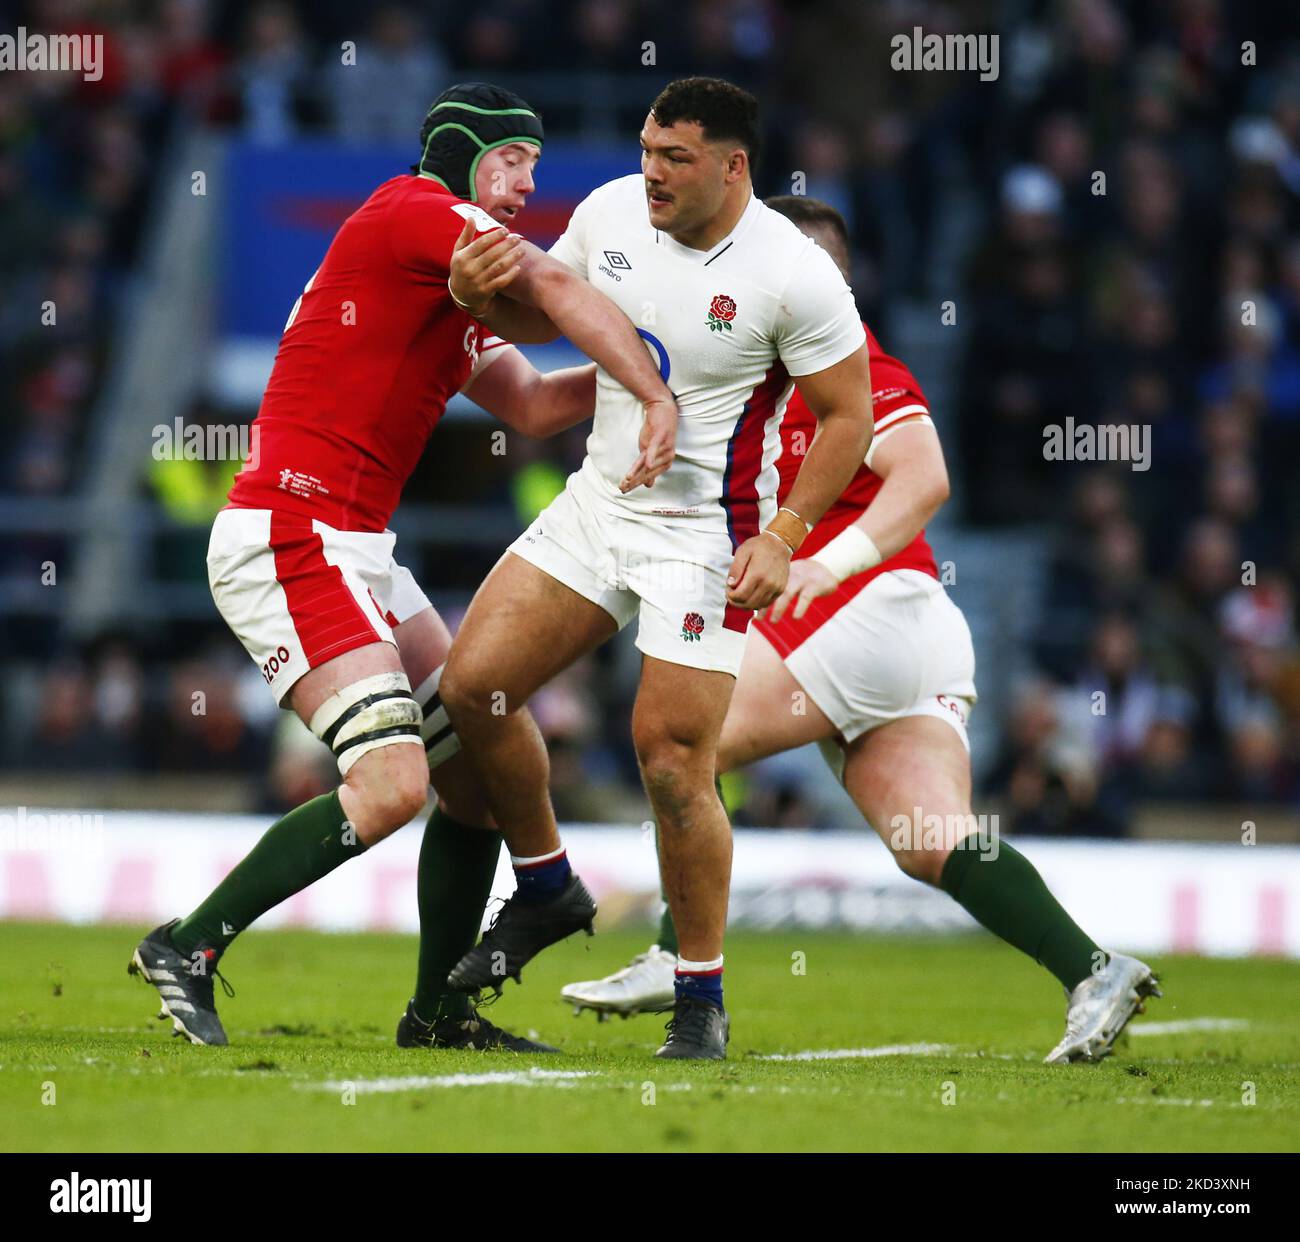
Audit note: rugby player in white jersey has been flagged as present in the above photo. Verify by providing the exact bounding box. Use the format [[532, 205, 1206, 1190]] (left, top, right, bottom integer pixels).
[[436, 78, 874, 1058], [557, 197, 1162, 1065]]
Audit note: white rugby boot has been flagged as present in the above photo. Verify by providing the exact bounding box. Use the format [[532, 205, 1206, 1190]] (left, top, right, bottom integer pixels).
[[560, 944, 677, 1020], [1044, 951, 1162, 1064]]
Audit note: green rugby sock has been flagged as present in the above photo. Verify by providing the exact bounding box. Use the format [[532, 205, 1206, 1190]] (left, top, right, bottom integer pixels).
[[652, 818, 678, 955], [656, 900, 679, 956], [412, 806, 503, 1021], [939, 841, 1102, 990], [171, 791, 362, 956]]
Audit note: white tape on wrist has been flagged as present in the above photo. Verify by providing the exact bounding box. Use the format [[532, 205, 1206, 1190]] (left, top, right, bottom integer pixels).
[[810, 526, 883, 583]]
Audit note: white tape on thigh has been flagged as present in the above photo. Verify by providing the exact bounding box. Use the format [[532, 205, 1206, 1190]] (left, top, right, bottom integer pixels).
[[308, 671, 423, 776], [412, 664, 462, 771]]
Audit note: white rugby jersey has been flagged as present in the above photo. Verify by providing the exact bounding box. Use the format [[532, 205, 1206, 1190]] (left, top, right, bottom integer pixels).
[[548, 174, 865, 538]]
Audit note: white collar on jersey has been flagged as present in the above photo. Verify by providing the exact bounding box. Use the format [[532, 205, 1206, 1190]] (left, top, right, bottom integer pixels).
[[654, 190, 762, 265]]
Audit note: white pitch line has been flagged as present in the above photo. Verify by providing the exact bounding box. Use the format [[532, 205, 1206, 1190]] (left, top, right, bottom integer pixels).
[[1113, 1097, 1222, 1108], [758, 1019, 1252, 1062], [314, 1068, 598, 1093], [1128, 1019, 1250, 1037], [760, 1042, 954, 1062]]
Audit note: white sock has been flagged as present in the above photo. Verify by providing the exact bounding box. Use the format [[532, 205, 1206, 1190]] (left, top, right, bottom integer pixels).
[[510, 843, 566, 867], [675, 955, 724, 973]]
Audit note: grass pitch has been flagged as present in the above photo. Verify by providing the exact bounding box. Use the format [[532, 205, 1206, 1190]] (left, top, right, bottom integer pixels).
[[1, 921, 1296, 1153]]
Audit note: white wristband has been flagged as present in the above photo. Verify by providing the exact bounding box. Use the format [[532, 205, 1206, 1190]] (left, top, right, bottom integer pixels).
[[810, 525, 882, 583]]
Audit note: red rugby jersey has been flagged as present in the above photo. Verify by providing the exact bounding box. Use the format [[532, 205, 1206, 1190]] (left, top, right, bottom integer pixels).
[[756, 323, 939, 657], [227, 175, 501, 532]]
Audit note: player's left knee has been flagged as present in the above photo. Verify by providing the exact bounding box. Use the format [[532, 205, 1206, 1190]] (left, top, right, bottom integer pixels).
[[636, 736, 711, 818], [894, 846, 949, 887], [639, 754, 687, 814], [359, 760, 431, 836], [438, 655, 517, 723]]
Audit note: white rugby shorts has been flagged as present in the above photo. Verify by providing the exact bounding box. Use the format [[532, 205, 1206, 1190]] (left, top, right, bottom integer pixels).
[[207, 507, 431, 704], [768, 569, 978, 778], [507, 469, 753, 676]]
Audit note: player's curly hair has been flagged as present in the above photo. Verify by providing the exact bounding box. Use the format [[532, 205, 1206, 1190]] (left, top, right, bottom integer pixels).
[[650, 77, 761, 170]]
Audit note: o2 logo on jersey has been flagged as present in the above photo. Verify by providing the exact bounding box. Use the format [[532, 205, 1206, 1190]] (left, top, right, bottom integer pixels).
[[261, 645, 292, 684], [636, 329, 671, 383]]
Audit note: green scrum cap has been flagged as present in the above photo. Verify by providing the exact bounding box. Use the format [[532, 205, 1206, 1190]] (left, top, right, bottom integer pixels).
[[414, 82, 543, 202]]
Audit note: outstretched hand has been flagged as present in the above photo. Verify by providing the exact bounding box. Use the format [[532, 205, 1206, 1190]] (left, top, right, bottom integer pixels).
[[765, 558, 838, 624], [619, 395, 678, 492], [449, 218, 522, 318]]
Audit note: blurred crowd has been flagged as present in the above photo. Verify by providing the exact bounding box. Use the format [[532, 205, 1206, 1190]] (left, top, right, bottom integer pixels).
[[0, 0, 780, 511], [951, 0, 1300, 832], [2, 0, 1299, 832], [0, 0, 169, 525]]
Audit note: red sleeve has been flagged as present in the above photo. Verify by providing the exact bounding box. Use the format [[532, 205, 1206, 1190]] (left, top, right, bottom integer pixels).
[[864, 324, 929, 426], [388, 194, 466, 277], [871, 370, 930, 428]]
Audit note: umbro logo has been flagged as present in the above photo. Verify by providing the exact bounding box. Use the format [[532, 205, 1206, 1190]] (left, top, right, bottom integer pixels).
[[598, 251, 630, 282]]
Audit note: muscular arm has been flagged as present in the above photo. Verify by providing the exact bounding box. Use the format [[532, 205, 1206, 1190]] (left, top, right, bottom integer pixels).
[[448, 223, 674, 489], [501, 242, 667, 401], [446, 224, 562, 342], [765, 412, 949, 624], [782, 343, 874, 527], [452, 229, 664, 403], [853, 420, 949, 555], [473, 292, 563, 344], [463, 347, 596, 438]]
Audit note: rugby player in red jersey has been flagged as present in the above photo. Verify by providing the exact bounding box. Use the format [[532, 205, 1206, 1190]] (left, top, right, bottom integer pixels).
[[556, 197, 1162, 1064], [127, 84, 678, 1050]]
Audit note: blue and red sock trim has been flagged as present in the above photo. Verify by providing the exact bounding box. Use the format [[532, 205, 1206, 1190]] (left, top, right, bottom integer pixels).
[[674, 963, 724, 1010], [511, 847, 571, 902]]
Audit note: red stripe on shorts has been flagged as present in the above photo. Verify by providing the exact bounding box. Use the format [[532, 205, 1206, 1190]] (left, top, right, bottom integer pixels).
[[368, 587, 399, 629], [269, 510, 381, 668], [723, 601, 753, 635]]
